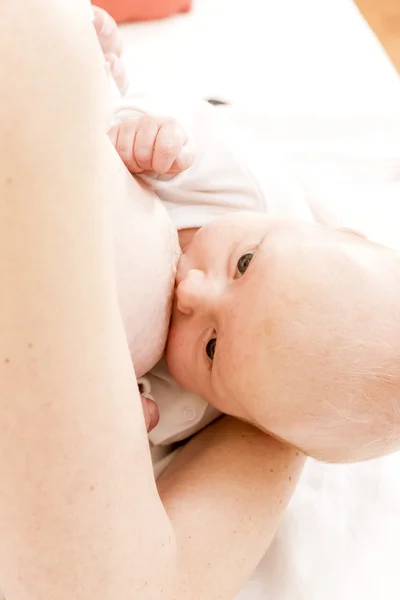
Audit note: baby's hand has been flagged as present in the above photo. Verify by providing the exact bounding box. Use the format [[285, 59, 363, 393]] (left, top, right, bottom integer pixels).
[[93, 6, 129, 94], [109, 115, 195, 176]]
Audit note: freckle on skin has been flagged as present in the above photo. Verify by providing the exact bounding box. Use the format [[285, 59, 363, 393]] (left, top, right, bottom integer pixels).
[[28, 343, 33, 349], [4, 358, 9, 364], [89, 485, 95, 491], [270, 469, 274, 473], [6, 177, 12, 184], [263, 316, 274, 338], [289, 476, 292, 482]]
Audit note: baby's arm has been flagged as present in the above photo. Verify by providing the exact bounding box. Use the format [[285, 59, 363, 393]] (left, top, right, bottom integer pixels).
[[158, 417, 305, 600], [110, 91, 266, 228], [95, 0, 262, 211]]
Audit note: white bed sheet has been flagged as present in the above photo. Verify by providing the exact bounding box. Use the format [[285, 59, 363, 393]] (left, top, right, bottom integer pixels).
[[119, 0, 400, 112], [119, 1, 400, 598]]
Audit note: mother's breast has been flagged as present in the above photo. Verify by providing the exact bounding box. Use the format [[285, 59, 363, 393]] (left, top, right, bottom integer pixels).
[[107, 142, 180, 376]]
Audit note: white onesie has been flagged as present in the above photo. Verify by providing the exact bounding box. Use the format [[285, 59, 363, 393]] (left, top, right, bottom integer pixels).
[[119, 89, 400, 465]]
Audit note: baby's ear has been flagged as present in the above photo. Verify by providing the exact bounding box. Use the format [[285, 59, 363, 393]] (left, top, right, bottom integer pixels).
[[336, 227, 367, 240]]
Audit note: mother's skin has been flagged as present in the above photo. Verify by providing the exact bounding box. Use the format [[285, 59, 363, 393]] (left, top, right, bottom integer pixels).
[[0, 2, 303, 600], [0, 2, 173, 598]]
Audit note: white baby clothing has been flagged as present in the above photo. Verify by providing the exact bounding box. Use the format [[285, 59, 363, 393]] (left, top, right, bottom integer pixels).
[[115, 89, 400, 246], [138, 358, 220, 477], [115, 91, 316, 230]]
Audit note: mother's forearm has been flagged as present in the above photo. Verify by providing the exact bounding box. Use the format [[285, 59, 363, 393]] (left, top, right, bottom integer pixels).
[[158, 417, 305, 600], [0, 2, 175, 599]]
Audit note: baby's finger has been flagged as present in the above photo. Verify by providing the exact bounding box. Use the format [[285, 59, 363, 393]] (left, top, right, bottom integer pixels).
[[152, 122, 187, 174], [169, 148, 196, 174], [113, 120, 143, 173], [134, 116, 160, 171], [104, 52, 129, 95], [93, 6, 123, 58]]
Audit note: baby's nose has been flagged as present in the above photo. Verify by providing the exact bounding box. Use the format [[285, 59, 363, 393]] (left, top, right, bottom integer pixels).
[[176, 269, 218, 316]]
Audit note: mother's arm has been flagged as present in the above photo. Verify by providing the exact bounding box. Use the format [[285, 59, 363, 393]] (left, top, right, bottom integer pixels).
[[0, 2, 174, 600], [158, 417, 305, 600]]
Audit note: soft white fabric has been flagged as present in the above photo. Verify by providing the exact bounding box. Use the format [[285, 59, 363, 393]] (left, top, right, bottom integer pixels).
[[116, 92, 315, 229], [116, 89, 400, 247], [227, 108, 400, 249], [237, 453, 400, 600], [119, 0, 399, 113], [119, 1, 400, 599], [139, 358, 220, 447]]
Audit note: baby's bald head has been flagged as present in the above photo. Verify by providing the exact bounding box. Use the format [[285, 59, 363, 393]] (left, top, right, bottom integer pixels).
[[247, 224, 400, 462], [253, 225, 400, 462]]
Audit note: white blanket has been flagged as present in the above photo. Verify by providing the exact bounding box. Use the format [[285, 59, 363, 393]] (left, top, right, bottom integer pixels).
[[120, 1, 400, 598]]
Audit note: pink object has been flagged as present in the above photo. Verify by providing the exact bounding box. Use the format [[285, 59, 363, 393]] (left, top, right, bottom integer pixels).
[[94, 0, 192, 24]]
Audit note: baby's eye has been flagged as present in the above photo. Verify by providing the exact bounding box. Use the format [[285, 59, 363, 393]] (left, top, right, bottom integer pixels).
[[236, 252, 254, 277], [206, 335, 217, 361]]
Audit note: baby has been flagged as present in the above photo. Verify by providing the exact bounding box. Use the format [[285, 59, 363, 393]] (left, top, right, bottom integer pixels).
[[95, 7, 400, 464], [168, 215, 400, 462]]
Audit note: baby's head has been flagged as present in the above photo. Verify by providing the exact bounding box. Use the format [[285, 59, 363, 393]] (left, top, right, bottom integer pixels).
[[166, 213, 400, 462]]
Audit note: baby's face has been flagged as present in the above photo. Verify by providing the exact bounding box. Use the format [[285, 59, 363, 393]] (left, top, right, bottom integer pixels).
[[166, 213, 400, 462]]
